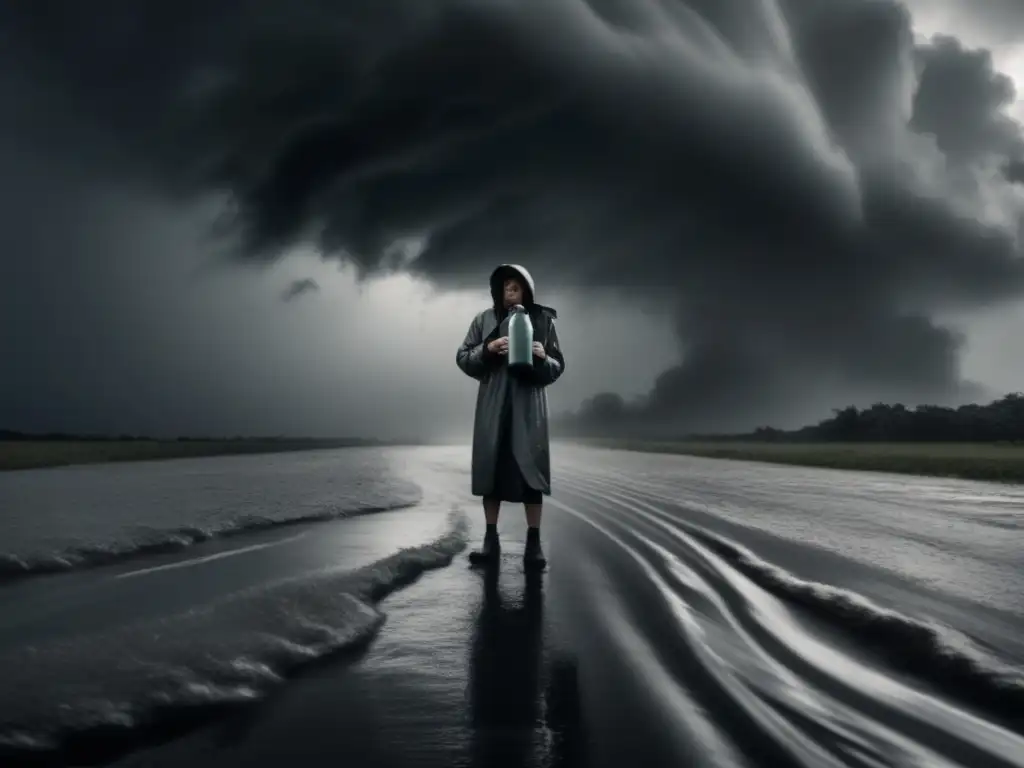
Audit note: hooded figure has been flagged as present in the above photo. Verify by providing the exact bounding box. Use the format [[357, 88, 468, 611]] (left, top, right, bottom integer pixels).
[[456, 264, 565, 569]]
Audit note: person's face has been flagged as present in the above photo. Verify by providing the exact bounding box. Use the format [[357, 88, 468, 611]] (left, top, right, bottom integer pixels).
[[503, 278, 524, 308]]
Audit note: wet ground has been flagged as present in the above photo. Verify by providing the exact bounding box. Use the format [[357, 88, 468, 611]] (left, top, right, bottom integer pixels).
[[0, 445, 1021, 767]]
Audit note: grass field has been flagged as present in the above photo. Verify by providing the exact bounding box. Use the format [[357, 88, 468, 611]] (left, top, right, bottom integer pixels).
[[0, 438, 392, 472], [574, 438, 1024, 482]]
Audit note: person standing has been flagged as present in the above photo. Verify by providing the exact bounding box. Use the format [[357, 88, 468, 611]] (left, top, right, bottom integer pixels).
[[456, 264, 565, 569]]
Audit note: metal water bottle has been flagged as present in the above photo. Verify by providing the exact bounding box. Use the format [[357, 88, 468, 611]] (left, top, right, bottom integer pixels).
[[507, 304, 534, 370]]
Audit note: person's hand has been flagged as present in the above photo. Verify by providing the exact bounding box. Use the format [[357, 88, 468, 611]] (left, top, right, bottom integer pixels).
[[532, 341, 546, 360], [487, 337, 509, 355]]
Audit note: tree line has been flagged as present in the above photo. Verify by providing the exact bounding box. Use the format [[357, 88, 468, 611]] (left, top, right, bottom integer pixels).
[[558, 392, 1024, 443], [712, 393, 1024, 443]]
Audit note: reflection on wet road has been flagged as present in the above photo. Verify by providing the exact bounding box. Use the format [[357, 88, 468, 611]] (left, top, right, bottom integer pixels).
[[468, 566, 585, 768]]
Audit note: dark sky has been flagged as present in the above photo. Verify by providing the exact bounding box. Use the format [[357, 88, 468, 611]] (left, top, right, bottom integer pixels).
[[3, 0, 1024, 439]]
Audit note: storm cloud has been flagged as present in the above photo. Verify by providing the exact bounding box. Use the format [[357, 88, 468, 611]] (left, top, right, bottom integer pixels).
[[5, 0, 1024, 435], [282, 278, 320, 303]]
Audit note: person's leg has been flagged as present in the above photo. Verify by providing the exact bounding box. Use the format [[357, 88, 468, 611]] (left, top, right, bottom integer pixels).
[[523, 492, 546, 568], [484, 497, 501, 525], [483, 496, 501, 553], [470, 496, 502, 563]]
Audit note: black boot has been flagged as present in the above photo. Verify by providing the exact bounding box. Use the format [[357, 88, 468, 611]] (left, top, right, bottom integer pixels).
[[469, 524, 500, 565], [523, 527, 546, 570]]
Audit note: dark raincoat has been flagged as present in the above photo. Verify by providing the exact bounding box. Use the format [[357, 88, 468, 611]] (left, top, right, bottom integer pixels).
[[456, 265, 565, 500]]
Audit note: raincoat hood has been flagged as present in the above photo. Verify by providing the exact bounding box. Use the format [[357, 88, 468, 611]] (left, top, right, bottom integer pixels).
[[489, 264, 556, 317]]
